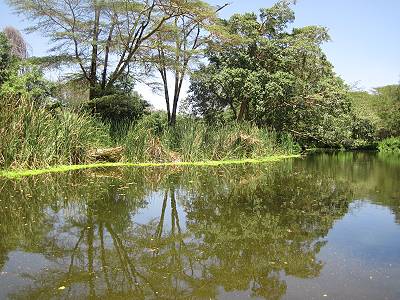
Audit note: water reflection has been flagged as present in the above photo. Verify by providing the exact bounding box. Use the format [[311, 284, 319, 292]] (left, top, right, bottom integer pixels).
[[0, 153, 399, 299]]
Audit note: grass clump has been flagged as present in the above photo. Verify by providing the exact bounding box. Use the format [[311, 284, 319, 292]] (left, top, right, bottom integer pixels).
[[124, 113, 299, 163]]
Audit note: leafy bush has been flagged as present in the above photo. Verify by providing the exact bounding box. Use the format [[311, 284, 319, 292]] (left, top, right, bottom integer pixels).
[[0, 62, 55, 104], [84, 91, 149, 140], [378, 137, 400, 153], [86, 92, 148, 124]]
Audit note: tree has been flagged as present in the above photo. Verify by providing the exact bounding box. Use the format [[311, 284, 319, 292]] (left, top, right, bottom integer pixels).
[[3, 26, 28, 59], [350, 84, 400, 138], [146, 2, 227, 125], [186, 0, 354, 147], [191, 0, 299, 123], [375, 84, 400, 137], [7, 0, 203, 100], [0, 29, 53, 103], [0, 27, 27, 85]]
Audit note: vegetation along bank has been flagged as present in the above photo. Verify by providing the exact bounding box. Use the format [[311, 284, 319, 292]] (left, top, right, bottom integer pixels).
[[0, 0, 399, 175]]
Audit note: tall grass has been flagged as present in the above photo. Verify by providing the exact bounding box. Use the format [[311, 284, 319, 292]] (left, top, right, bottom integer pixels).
[[0, 94, 111, 169], [0, 96, 299, 170], [124, 113, 299, 162]]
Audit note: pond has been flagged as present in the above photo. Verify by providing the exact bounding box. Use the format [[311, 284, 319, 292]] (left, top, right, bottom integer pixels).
[[0, 152, 399, 299]]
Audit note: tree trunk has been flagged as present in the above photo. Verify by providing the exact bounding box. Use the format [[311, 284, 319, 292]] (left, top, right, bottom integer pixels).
[[170, 94, 180, 126], [160, 69, 171, 123], [170, 72, 184, 126], [237, 98, 249, 122], [101, 21, 115, 90], [89, 3, 100, 100], [164, 87, 171, 124]]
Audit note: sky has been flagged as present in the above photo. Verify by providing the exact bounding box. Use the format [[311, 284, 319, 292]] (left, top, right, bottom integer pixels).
[[0, 0, 399, 109]]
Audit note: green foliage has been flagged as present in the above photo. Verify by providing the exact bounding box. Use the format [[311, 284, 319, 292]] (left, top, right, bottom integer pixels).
[[378, 137, 400, 153], [85, 92, 149, 128], [375, 85, 400, 137], [186, 1, 356, 148], [350, 91, 381, 131], [1, 0, 396, 171], [0, 30, 55, 104], [6, 0, 216, 98], [350, 85, 400, 139], [146, 0, 219, 125], [0, 32, 12, 85], [0, 61, 55, 104]]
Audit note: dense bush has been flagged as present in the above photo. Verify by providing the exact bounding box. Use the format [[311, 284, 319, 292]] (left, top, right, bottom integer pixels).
[[85, 92, 148, 125]]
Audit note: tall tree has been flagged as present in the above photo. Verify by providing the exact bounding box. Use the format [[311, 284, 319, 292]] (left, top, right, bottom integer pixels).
[[186, 0, 354, 147], [146, 2, 227, 125], [187, 0, 299, 123], [7, 0, 201, 99]]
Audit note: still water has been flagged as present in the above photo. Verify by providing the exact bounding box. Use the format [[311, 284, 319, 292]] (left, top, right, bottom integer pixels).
[[0, 152, 399, 299]]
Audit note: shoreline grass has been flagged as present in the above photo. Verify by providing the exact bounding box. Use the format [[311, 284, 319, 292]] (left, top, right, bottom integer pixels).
[[0, 155, 300, 179]]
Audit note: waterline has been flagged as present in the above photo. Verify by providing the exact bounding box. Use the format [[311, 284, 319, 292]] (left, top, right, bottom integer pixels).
[[0, 155, 300, 179]]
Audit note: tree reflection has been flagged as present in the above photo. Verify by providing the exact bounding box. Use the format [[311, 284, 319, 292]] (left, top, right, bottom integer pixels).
[[0, 164, 353, 299], [302, 152, 400, 223], [181, 167, 350, 298]]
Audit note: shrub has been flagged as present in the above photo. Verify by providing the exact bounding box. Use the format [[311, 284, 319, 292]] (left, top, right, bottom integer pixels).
[[378, 137, 400, 153], [85, 92, 148, 124], [84, 91, 150, 140]]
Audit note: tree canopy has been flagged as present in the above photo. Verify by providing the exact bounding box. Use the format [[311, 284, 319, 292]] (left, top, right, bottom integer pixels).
[[7, 0, 220, 100], [185, 0, 362, 147]]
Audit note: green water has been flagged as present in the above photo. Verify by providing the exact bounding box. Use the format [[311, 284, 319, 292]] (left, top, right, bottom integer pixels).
[[0, 152, 399, 299]]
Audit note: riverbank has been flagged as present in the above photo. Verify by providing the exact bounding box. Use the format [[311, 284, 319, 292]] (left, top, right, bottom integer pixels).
[[0, 155, 300, 179], [1, 95, 299, 171]]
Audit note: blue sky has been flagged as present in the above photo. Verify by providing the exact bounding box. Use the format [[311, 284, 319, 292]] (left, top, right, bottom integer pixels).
[[1, 0, 399, 107]]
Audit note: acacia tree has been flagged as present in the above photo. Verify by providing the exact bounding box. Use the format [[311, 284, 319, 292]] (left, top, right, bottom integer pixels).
[[146, 2, 228, 125], [7, 0, 203, 99]]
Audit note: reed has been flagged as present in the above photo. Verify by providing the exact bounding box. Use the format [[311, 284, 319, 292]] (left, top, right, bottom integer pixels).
[[123, 114, 299, 163], [0, 94, 111, 169], [0, 96, 299, 171]]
